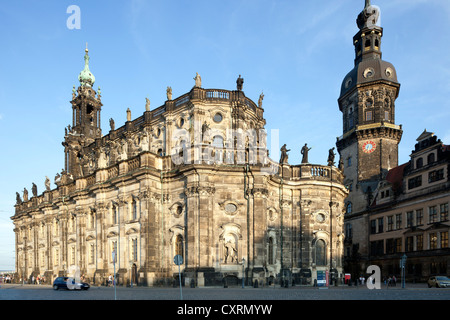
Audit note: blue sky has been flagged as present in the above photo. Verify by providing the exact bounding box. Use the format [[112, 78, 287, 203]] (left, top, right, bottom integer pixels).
[[0, 0, 449, 270]]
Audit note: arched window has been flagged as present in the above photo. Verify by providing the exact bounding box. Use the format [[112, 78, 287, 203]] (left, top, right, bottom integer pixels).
[[315, 240, 326, 266], [132, 199, 137, 220], [212, 135, 224, 148], [346, 202, 352, 214], [416, 158, 423, 169], [427, 153, 435, 164]]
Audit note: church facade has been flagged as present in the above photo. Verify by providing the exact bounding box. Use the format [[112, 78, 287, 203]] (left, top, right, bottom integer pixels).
[[12, 48, 347, 286]]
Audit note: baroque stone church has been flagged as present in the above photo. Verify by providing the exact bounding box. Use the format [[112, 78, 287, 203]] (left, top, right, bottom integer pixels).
[[12, 45, 347, 287], [14, 3, 419, 288]]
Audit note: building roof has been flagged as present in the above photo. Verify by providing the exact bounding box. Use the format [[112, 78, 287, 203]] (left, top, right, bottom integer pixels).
[[385, 162, 408, 193]]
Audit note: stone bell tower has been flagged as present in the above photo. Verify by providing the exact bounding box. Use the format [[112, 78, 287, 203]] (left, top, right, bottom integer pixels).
[[336, 1, 402, 217], [62, 46, 103, 178]]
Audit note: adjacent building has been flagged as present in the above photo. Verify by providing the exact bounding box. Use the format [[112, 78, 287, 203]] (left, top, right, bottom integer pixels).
[[338, 2, 450, 281]]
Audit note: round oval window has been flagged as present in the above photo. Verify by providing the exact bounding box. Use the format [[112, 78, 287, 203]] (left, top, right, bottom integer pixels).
[[225, 203, 237, 214], [213, 113, 223, 123]]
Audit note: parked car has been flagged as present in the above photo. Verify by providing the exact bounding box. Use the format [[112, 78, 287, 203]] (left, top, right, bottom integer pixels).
[[53, 277, 90, 290], [427, 276, 450, 288]]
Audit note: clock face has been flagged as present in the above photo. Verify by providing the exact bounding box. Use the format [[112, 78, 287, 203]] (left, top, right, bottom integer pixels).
[[362, 141, 376, 153]]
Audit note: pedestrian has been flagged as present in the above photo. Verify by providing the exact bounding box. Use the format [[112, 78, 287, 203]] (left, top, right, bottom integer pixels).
[[108, 274, 112, 287]]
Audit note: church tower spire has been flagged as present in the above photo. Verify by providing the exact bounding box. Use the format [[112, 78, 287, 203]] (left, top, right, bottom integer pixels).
[[78, 43, 96, 88], [62, 46, 103, 177], [336, 1, 402, 217]]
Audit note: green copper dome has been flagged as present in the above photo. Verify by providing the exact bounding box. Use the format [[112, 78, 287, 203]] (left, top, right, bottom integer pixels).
[[78, 48, 95, 87]]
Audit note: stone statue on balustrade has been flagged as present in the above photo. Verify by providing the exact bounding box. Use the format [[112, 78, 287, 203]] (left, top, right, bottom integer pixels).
[[301, 143, 311, 164], [194, 72, 202, 88], [16, 192, 22, 205], [258, 92, 264, 108], [327, 147, 335, 166], [32, 183, 37, 197], [45, 176, 51, 191], [236, 75, 244, 91], [280, 144, 290, 164], [23, 188, 28, 202], [166, 86, 172, 101]]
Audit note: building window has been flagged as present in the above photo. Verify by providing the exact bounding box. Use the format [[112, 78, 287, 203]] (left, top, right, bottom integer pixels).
[[406, 211, 414, 228], [440, 203, 448, 221], [427, 153, 435, 164], [345, 224, 353, 239], [416, 158, 423, 169], [429, 233, 437, 250], [416, 209, 423, 225], [429, 206, 438, 224], [429, 169, 444, 183], [406, 237, 414, 252], [395, 238, 402, 253], [365, 110, 373, 121], [370, 219, 377, 234], [132, 199, 138, 220], [378, 217, 384, 233], [384, 110, 390, 121], [315, 240, 326, 266], [441, 232, 449, 248], [347, 157, 352, 167], [346, 202, 352, 214], [386, 239, 394, 254], [387, 216, 393, 231], [417, 234, 423, 251], [370, 240, 384, 256], [395, 214, 402, 230], [408, 175, 422, 190]]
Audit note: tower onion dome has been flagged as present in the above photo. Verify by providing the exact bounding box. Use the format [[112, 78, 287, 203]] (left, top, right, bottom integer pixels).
[[339, 1, 399, 100], [78, 47, 95, 88]]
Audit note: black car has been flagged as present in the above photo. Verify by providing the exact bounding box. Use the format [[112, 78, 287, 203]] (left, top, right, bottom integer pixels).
[[53, 277, 90, 290]]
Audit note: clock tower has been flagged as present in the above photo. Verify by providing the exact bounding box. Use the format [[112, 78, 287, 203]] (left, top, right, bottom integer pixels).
[[336, 1, 402, 218]]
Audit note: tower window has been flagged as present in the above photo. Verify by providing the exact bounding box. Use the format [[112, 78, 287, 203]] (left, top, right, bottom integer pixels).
[[365, 39, 371, 50], [384, 111, 390, 121], [365, 111, 373, 121]]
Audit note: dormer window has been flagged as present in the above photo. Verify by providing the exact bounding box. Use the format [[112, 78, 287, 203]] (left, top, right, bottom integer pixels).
[[416, 158, 423, 169], [427, 153, 435, 164]]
